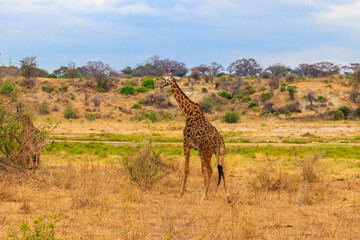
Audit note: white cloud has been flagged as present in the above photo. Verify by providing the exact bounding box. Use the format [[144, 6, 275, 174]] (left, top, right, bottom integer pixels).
[[317, 1, 360, 26], [258, 46, 360, 67]]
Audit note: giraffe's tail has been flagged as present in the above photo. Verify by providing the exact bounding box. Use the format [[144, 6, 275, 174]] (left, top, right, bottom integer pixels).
[[216, 143, 225, 186], [217, 164, 224, 186]]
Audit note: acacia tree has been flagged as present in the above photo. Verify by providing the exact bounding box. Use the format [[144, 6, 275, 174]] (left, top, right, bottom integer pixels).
[[147, 55, 188, 76], [305, 91, 316, 106], [266, 63, 290, 77], [209, 62, 224, 76], [229, 58, 262, 77], [20, 57, 37, 78], [191, 64, 211, 75], [67, 62, 77, 79]]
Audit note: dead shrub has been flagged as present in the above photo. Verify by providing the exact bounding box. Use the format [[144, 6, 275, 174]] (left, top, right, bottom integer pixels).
[[71, 163, 107, 209], [285, 101, 301, 113], [143, 93, 173, 108], [0, 178, 16, 201], [0, 95, 46, 173], [300, 153, 321, 183], [20, 78, 35, 89], [122, 144, 169, 190], [249, 167, 297, 192], [92, 96, 101, 107]]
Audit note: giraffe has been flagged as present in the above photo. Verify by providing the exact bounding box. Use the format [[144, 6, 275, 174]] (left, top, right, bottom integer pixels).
[[160, 70, 231, 203]]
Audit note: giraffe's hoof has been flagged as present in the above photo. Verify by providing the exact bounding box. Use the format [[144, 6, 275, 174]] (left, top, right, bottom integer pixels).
[[179, 189, 185, 197], [226, 195, 231, 204], [200, 193, 208, 203]]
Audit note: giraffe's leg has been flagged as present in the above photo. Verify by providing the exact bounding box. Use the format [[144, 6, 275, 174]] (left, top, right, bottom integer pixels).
[[215, 145, 231, 203], [201, 161, 207, 187], [201, 153, 213, 203], [180, 142, 190, 196], [221, 165, 231, 204]]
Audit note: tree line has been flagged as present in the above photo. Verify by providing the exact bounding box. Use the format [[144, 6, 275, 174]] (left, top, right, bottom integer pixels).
[[1, 54, 360, 80]]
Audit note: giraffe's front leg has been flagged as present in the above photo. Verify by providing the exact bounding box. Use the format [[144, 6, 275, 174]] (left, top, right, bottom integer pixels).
[[180, 142, 190, 196]]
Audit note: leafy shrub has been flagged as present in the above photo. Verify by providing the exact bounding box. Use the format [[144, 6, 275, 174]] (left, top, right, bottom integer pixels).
[[136, 86, 147, 93], [285, 111, 292, 117], [333, 110, 344, 120], [0, 82, 14, 95], [59, 84, 69, 92], [141, 78, 155, 89], [259, 86, 267, 91], [39, 101, 50, 115], [96, 78, 108, 93], [126, 75, 133, 79], [122, 144, 169, 190], [242, 96, 252, 102], [248, 102, 258, 109], [85, 113, 96, 121], [215, 81, 220, 89], [59, 73, 69, 79], [338, 106, 351, 119], [63, 105, 78, 119], [201, 87, 208, 93], [223, 111, 240, 123], [132, 103, 141, 109], [317, 96, 326, 103], [140, 111, 157, 123], [125, 79, 137, 86], [199, 98, 214, 113], [356, 106, 360, 116], [41, 85, 55, 93], [7, 214, 62, 240], [219, 75, 227, 81], [47, 73, 57, 78], [120, 85, 136, 95], [219, 91, 231, 99], [260, 92, 271, 101]]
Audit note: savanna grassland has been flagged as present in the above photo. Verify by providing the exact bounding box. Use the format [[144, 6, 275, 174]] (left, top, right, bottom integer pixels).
[[1, 74, 360, 239]]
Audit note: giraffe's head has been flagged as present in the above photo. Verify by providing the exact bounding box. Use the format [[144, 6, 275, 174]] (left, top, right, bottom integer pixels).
[[160, 70, 179, 89]]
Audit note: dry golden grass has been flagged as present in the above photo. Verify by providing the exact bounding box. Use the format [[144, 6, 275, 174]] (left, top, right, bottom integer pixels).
[[1, 152, 360, 239]]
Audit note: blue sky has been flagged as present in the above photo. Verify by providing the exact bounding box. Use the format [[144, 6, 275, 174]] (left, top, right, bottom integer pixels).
[[0, 0, 360, 72]]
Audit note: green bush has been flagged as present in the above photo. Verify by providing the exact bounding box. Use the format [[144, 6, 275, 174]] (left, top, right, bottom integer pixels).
[[317, 96, 326, 103], [201, 87, 208, 93], [242, 96, 252, 102], [7, 214, 62, 240], [96, 78, 108, 93], [59, 73, 69, 79], [41, 85, 55, 93], [333, 110, 344, 120], [120, 85, 136, 95], [248, 102, 258, 109], [0, 82, 14, 95], [338, 106, 351, 119], [260, 92, 271, 101], [63, 105, 78, 119], [47, 73, 58, 78], [223, 111, 240, 123], [259, 86, 267, 91], [141, 77, 155, 89], [85, 113, 96, 121], [136, 86, 147, 93], [132, 103, 141, 109], [219, 91, 231, 99], [285, 111, 292, 117], [219, 75, 227, 81], [39, 101, 50, 115], [140, 111, 157, 123], [59, 84, 69, 92], [356, 106, 360, 117]]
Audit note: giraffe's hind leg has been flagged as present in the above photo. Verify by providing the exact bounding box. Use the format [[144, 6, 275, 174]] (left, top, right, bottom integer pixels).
[[180, 142, 190, 196], [200, 152, 213, 203]]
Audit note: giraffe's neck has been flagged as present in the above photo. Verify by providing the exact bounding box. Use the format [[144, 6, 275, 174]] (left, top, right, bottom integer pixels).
[[171, 80, 197, 118]]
